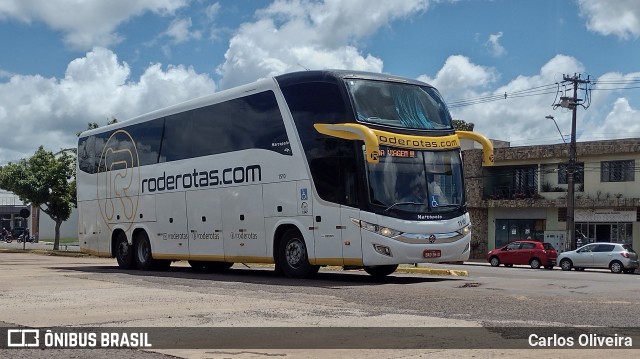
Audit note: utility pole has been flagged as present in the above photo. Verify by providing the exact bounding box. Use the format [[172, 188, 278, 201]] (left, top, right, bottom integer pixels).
[[554, 74, 590, 250]]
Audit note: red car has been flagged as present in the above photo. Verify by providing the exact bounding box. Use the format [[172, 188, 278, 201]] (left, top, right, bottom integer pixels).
[[487, 240, 557, 269]]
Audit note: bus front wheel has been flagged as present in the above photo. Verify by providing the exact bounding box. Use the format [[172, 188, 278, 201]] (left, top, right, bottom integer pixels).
[[364, 265, 398, 277], [277, 229, 319, 278]]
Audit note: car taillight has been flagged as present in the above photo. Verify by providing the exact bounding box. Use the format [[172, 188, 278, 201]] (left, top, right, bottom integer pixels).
[[621, 252, 630, 258]]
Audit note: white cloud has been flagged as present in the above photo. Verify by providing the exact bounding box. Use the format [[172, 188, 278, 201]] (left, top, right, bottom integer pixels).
[[425, 55, 591, 145], [217, 0, 429, 89], [578, 0, 640, 39], [417, 55, 498, 96], [0, 0, 188, 50], [591, 98, 640, 139], [0, 47, 216, 164], [430, 55, 640, 146], [165, 17, 201, 44], [485, 32, 506, 57]]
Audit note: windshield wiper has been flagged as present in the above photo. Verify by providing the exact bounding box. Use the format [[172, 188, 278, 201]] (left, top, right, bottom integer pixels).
[[383, 201, 423, 213]]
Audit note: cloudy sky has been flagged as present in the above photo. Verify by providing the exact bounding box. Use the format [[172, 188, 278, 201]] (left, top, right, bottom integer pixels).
[[0, 0, 639, 164]]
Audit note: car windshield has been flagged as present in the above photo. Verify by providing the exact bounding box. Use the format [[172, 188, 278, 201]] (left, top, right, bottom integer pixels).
[[346, 79, 452, 130], [366, 146, 464, 214]]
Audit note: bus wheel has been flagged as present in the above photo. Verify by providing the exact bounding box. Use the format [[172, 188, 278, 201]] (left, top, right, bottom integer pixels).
[[134, 232, 154, 270], [278, 229, 319, 278], [364, 265, 398, 277], [115, 232, 134, 269]]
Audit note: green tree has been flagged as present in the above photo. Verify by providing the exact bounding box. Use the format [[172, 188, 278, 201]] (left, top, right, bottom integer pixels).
[[0, 147, 76, 250], [75, 117, 118, 137], [453, 119, 474, 131]]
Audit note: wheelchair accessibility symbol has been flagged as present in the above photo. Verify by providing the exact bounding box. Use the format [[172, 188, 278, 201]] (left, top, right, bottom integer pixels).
[[430, 195, 439, 208]]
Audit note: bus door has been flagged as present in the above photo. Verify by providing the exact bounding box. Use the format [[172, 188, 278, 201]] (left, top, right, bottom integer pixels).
[[340, 206, 363, 266], [312, 202, 343, 266], [222, 185, 267, 262], [186, 190, 224, 261]]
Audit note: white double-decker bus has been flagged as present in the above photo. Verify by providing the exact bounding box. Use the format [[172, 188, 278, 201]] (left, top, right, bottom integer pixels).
[[77, 70, 493, 278]]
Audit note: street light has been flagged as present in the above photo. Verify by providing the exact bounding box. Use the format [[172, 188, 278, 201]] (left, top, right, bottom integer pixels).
[[546, 115, 567, 144]]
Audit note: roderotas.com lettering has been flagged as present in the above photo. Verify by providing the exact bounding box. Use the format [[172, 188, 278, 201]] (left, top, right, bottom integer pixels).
[[141, 165, 261, 193]]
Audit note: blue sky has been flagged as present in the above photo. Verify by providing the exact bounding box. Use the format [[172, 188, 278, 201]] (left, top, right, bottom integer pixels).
[[0, 0, 639, 164]]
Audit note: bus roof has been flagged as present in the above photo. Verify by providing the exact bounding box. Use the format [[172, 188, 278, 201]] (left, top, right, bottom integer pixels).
[[275, 70, 432, 88], [78, 70, 433, 139]]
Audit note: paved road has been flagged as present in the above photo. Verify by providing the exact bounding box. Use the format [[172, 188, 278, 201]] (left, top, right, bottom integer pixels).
[[0, 251, 638, 358]]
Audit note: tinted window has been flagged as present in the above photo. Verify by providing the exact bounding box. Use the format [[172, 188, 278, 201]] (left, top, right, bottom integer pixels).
[[506, 242, 521, 250], [81, 91, 291, 173], [282, 81, 360, 206], [595, 244, 615, 252], [161, 90, 290, 161], [78, 136, 95, 173], [520, 242, 536, 249], [578, 244, 596, 253], [622, 244, 636, 253], [542, 243, 555, 250], [345, 79, 452, 130]]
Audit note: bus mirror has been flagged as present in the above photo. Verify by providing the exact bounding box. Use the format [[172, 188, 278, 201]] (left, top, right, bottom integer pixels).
[[456, 131, 494, 166], [314, 123, 380, 164]]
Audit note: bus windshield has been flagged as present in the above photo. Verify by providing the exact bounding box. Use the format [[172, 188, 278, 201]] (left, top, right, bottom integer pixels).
[[346, 79, 452, 130], [366, 147, 464, 214]]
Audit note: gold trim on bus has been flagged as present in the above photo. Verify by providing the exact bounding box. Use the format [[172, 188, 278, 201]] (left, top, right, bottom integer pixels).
[[310, 258, 364, 266], [456, 130, 494, 165], [314, 123, 494, 166]]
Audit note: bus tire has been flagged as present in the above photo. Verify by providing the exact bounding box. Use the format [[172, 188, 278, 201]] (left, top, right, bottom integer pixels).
[[277, 228, 319, 278], [364, 265, 398, 277], [134, 232, 154, 271], [115, 232, 134, 269]]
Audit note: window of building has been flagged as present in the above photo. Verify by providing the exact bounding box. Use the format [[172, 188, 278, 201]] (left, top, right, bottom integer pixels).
[[558, 162, 584, 184], [601, 160, 634, 182], [495, 219, 545, 248]]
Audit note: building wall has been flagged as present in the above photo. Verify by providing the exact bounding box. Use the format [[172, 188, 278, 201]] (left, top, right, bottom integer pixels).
[[36, 207, 78, 240], [464, 137, 640, 255]]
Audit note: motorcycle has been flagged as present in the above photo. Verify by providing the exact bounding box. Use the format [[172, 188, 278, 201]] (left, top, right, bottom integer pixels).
[[16, 234, 35, 243], [3, 234, 12, 243]]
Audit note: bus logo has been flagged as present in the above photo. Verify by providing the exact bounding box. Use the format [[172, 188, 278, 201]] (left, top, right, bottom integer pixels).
[[97, 129, 141, 232]]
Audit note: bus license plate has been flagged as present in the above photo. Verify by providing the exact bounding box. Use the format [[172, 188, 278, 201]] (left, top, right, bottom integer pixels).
[[423, 249, 441, 258]]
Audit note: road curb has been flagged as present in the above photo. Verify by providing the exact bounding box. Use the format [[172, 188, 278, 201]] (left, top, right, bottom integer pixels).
[[396, 266, 469, 276], [0, 248, 89, 257]]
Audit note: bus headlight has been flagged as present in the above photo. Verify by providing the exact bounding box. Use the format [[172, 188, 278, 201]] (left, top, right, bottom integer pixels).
[[456, 225, 471, 236], [352, 219, 402, 238]]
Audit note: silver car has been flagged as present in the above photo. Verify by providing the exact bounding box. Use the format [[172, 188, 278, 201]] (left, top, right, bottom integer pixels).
[[558, 243, 639, 274]]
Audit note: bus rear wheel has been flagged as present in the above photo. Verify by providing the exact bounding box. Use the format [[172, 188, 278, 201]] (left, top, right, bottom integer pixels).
[[277, 229, 319, 278], [134, 232, 155, 270], [115, 232, 134, 269], [364, 265, 398, 277]]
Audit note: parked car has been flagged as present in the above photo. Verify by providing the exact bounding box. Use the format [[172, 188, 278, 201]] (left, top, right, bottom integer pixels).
[[557, 242, 639, 273], [486, 240, 557, 269]]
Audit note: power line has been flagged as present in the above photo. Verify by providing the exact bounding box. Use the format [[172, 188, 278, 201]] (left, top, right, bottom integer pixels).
[[446, 76, 640, 108]]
